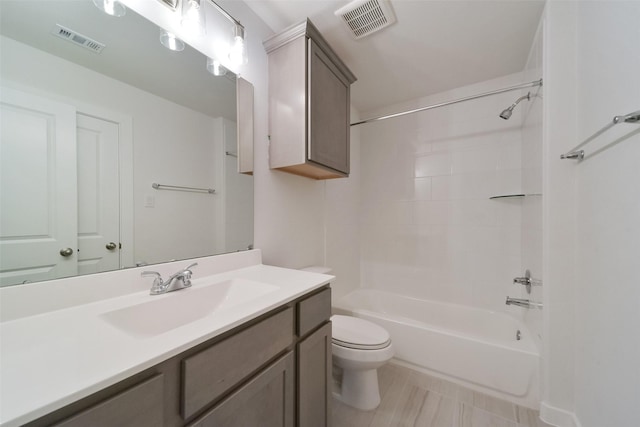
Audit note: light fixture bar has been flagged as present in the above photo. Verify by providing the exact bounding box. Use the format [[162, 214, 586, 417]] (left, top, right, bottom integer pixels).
[[206, 0, 243, 28]]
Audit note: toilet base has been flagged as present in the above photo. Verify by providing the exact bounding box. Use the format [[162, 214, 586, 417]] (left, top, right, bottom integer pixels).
[[333, 368, 381, 411]]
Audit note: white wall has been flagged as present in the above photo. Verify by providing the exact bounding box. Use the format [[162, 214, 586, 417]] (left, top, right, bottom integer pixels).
[[542, 1, 640, 426], [324, 107, 362, 301], [219, 1, 325, 271], [541, 2, 579, 423], [0, 36, 222, 265], [357, 73, 526, 313], [221, 1, 362, 302], [572, 1, 640, 426]]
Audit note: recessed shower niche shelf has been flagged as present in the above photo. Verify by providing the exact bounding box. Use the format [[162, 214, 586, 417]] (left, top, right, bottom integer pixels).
[[489, 193, 542, 200]]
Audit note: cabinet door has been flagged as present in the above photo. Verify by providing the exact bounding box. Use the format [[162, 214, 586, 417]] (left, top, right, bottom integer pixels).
[[308, 40, 350, 175], [298, 322, 332, 427], [188, 352, 295, 427]]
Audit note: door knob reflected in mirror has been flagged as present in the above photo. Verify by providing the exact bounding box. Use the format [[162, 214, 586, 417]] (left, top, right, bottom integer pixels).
[[59, 248, 74, 257], [106, 242, 117, 250]]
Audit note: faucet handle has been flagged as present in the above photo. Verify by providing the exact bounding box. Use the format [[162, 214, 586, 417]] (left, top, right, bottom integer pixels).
[[142, 271, 166, 295], [141, 271, 164, 287], [141, 270, 161, 279], [184, 262, 198, 272], [182, 263, 197, 286]]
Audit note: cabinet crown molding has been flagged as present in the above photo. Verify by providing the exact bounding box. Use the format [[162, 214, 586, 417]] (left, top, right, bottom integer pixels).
[[263, 18, 357, 84]]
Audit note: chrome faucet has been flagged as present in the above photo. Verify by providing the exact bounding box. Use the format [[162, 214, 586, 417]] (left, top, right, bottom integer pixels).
[[505, 297, 543, 309], [141, 262, 198, 295]]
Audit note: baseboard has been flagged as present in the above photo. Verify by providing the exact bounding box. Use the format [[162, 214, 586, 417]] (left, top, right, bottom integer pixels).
[[540, 402, 582, 427]]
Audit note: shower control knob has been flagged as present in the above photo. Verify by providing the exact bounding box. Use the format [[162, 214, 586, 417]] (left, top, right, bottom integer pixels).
[[513, 270, 532, 294]]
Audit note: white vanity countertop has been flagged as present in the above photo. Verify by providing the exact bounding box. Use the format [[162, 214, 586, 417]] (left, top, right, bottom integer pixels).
[[0, 250, 333, 427]]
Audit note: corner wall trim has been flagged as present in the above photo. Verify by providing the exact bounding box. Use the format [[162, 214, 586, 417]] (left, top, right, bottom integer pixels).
[[540, 402, 582, 427]]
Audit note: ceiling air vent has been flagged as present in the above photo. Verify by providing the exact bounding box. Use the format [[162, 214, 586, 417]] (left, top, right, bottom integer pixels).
[[335, 0, 397, 39], [51, 24, 105, 53]]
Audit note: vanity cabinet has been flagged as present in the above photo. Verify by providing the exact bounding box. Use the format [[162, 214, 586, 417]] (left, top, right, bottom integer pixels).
[[297, 287, 332, 427], [264, 19, 357, 180], [26, 286, 331, 427], [181, 307, 294, 419], [298, 322, 332, 427], [188, 352, 295, 427], [52, 375, 165, 427]]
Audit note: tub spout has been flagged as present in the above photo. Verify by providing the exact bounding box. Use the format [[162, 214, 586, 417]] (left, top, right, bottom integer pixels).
[[505, 297, 543, 309]]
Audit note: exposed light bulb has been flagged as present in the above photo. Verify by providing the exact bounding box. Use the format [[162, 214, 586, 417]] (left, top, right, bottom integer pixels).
[[92, 0, 126, 17], [206, 58, 227, 76], [159, 29, 185, 52], [228, 25, 247, 66], [181, 0, 205, 36]]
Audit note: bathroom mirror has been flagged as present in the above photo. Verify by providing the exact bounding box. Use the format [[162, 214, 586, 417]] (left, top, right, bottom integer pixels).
[[0, 0, 254, 287]]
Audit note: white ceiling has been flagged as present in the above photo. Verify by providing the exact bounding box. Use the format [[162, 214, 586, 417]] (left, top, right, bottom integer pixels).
[[245, 0, 546, 113]]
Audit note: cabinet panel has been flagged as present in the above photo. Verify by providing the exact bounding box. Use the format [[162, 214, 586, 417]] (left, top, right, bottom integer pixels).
[[188, 352, 295, 427], [308, 40, 350, 175], [264, 19, 356, 180], [297, 287, 331, 337], [181, 308, 294, 419], [267, 36, 307, 169], [53, 375, 163, 427], [298, 322, 332, 427]]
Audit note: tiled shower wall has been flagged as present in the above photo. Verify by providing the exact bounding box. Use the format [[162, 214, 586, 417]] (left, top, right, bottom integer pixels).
[[359, 73, 528, 313]]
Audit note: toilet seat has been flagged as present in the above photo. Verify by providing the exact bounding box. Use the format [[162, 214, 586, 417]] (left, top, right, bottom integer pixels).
[[331, 315, 391, 350]]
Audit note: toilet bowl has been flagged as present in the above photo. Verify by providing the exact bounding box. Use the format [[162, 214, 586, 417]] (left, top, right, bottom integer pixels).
[[331, 314, 394, 411]]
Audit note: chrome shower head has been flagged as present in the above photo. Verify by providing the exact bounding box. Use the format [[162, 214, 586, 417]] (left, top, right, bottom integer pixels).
[[499, 92, 531, 120], [499, 108, 513, 120]]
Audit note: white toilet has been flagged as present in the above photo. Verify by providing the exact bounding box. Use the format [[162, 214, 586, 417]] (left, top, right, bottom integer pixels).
[[331, 314, 394, 410]]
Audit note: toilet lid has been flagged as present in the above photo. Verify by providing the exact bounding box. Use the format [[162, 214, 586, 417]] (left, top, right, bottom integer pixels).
[[331, 315, 391, 350]]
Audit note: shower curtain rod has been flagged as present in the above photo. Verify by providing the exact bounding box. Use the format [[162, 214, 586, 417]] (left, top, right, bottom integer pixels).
[[350, 78, 543, 127]]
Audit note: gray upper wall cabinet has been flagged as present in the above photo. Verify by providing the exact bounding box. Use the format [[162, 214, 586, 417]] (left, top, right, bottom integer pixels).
[[264, 19, 357, 180]]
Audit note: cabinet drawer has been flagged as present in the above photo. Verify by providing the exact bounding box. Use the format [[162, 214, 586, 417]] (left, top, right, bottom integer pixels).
[[181, 308, 294, 419], [187, 352, 295, 427], [297, 287, 331, 337], [53, 375, 163, 427]]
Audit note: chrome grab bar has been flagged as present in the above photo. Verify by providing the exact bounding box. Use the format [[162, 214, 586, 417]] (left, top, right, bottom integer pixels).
[[152, 182, 215, 194], [560, 110, 640, 161]]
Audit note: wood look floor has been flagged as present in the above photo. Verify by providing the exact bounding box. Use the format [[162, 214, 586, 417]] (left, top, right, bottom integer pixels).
[[332, 363, 553, 427]]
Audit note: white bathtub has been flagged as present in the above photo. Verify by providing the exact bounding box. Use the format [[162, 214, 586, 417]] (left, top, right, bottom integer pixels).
[[333, 289, 539, 407]]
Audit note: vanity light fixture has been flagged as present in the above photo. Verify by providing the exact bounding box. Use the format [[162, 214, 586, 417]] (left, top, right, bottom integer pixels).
[[229, 24, 247, 66], [206, 57, 227, 76], [92, 0, 126, 17], [182, 0, 206, 36], [206, 0, 248, 66], [159, 29, 185, 51]]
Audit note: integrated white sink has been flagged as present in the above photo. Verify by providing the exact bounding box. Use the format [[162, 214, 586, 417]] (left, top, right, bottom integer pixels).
[[101, 278, 279, 338]]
